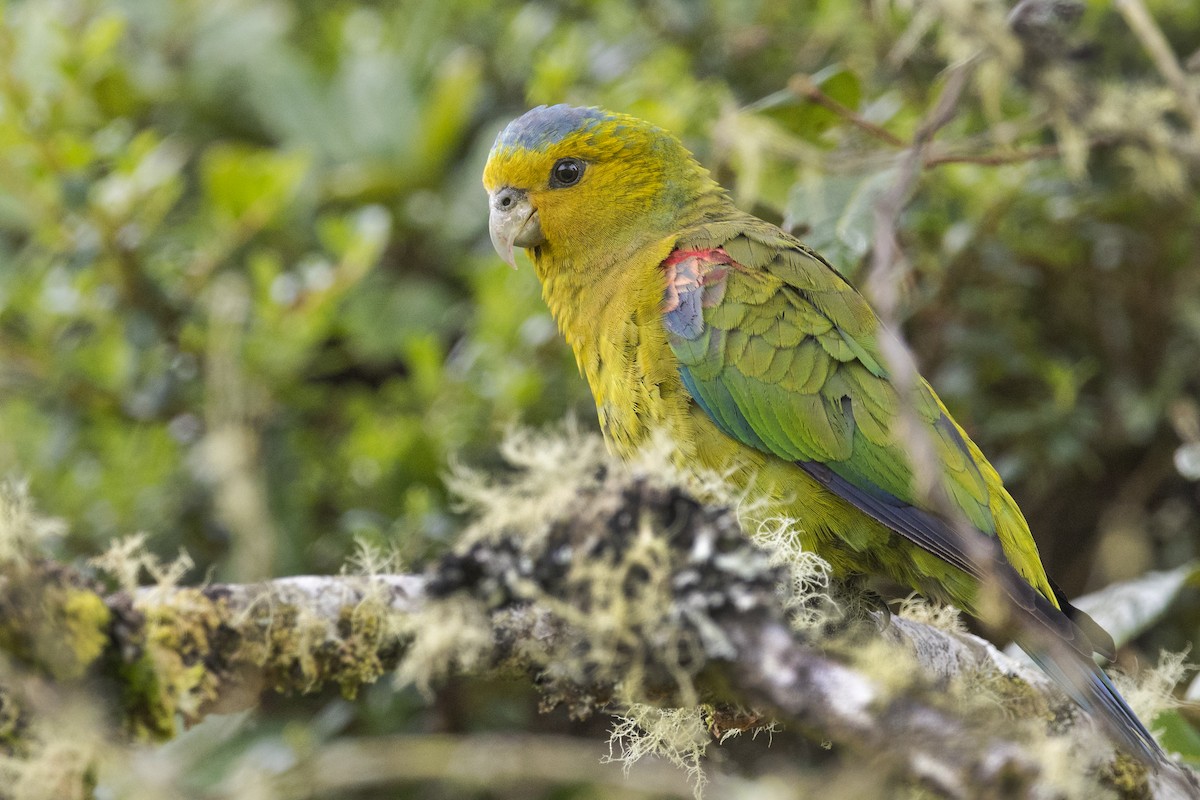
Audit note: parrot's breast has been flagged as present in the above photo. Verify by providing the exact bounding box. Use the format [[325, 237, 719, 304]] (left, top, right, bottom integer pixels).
[[535, 239, 697, 460]]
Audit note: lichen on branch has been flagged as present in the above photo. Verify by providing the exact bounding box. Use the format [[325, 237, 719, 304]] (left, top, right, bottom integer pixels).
[[0, 433, 1195, 800]]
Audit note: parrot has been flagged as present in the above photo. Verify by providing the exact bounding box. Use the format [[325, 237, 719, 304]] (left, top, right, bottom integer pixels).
[[482, 104, 1165, 765]]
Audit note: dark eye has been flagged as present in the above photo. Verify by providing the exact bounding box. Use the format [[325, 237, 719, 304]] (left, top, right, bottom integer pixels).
[[550, 158, 584, 188]]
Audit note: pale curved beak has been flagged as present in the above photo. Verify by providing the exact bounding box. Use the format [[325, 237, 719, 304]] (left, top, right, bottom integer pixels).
[[488, 187, 546, 268]]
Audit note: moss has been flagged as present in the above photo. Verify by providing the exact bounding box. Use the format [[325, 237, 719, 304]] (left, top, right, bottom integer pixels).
[[0, 563, 112, 681], [56, 591, 112, 679], [1100, 754, 1151, 800], [332, 602, 386, 698], [238, 594, 400, 701], [112, 581, 406, 739], [116, 589, 225, 740], [0, 692, 28, 757]]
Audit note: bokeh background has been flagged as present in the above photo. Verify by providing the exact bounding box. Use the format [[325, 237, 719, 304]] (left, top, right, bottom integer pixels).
[[1, 0, 1198, 796]]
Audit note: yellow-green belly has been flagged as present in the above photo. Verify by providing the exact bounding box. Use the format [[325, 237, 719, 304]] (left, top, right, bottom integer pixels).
[[672, 403, 980, 608]]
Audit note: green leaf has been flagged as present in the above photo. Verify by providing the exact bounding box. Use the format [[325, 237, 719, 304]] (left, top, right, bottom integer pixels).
[[201, 144, 310, 225], [1153, 708, 1200, 766], [412, 48, 483, 177], [1070, 562, 1200, 650], [784, 165, 898, 276], [747, 66, 862, 143], [811, 64, 862, 110]]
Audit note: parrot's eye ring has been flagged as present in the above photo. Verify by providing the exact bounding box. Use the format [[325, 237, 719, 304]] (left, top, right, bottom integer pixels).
[[550, 158, 585, 188]]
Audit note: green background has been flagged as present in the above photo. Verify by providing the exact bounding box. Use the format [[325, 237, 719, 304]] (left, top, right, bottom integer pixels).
[[1, 0, 1197, 795]]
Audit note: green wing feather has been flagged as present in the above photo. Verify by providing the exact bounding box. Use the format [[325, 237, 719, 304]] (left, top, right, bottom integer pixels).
[[667, 217, 1024, 581]]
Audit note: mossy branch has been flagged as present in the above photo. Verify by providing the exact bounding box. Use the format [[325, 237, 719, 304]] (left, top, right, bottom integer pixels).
[[1, 449, 1197, 799]]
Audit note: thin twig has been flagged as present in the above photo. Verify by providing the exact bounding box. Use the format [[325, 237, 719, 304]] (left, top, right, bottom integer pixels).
[[925, 144, 1061, 167], [1114, 0, 1200, 132], [862, 58, 1010, 646], [786, 72, 1117, 172], [788, 74, 908, 148], [868, 60, 975, 315]]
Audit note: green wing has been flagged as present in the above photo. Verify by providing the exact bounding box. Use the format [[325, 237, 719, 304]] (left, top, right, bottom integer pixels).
[[664, 217, 1008, 561]]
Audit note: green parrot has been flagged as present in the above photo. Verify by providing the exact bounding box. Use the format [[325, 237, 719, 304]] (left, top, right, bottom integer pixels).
[[482, 104, 1164, 765]]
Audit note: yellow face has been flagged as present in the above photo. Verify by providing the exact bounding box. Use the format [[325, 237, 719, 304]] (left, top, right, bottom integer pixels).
[[483, 106, 685, 270]]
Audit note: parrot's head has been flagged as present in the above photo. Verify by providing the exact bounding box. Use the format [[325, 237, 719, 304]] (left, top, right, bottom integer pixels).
[[483, 105, 719, 272]]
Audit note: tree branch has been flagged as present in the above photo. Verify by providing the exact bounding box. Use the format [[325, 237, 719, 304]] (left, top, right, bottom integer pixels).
[[1, 460, 1196, 799]]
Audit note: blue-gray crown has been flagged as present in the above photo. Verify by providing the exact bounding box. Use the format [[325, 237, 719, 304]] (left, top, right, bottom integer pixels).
[[493, 105, 613, 151]]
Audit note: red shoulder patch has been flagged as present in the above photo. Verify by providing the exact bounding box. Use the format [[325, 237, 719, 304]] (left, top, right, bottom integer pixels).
[[660, 247, 734, 339]]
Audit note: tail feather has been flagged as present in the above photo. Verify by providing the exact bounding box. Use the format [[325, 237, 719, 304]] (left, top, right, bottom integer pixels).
[[829, 480, 1170, 767], [1017, 590, 1165, 767], [1048, 576, 1116, 660], [796, 460, 1166, 765]]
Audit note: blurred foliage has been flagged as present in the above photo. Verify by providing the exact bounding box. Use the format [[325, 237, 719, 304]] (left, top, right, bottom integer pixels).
[[1, 0, 1199, 795]]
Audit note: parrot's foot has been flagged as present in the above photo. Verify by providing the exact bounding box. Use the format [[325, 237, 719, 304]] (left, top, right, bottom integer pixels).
[[820, 575, 891, 637]]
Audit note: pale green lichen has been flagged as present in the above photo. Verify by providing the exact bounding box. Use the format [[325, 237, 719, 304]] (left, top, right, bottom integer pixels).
[[747, 514, 839, 631], [893, 593, 966, 634], [0, 482, 66, 567], [394, 595, 494, 699], [604, 705, 711, 798], [1113, 649, 1193, 728], [445, 419, 612, 546], [563, 509, 706, 707], [89, 534, 194, 595]]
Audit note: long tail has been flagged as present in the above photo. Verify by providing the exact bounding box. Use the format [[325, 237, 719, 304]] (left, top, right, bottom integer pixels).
[[1016, 590, 1166, 767], [798, 461, 1167, 765]]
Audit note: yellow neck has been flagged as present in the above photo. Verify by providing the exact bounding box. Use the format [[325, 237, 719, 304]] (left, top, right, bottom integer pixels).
[[535, 237, 694, 458]]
